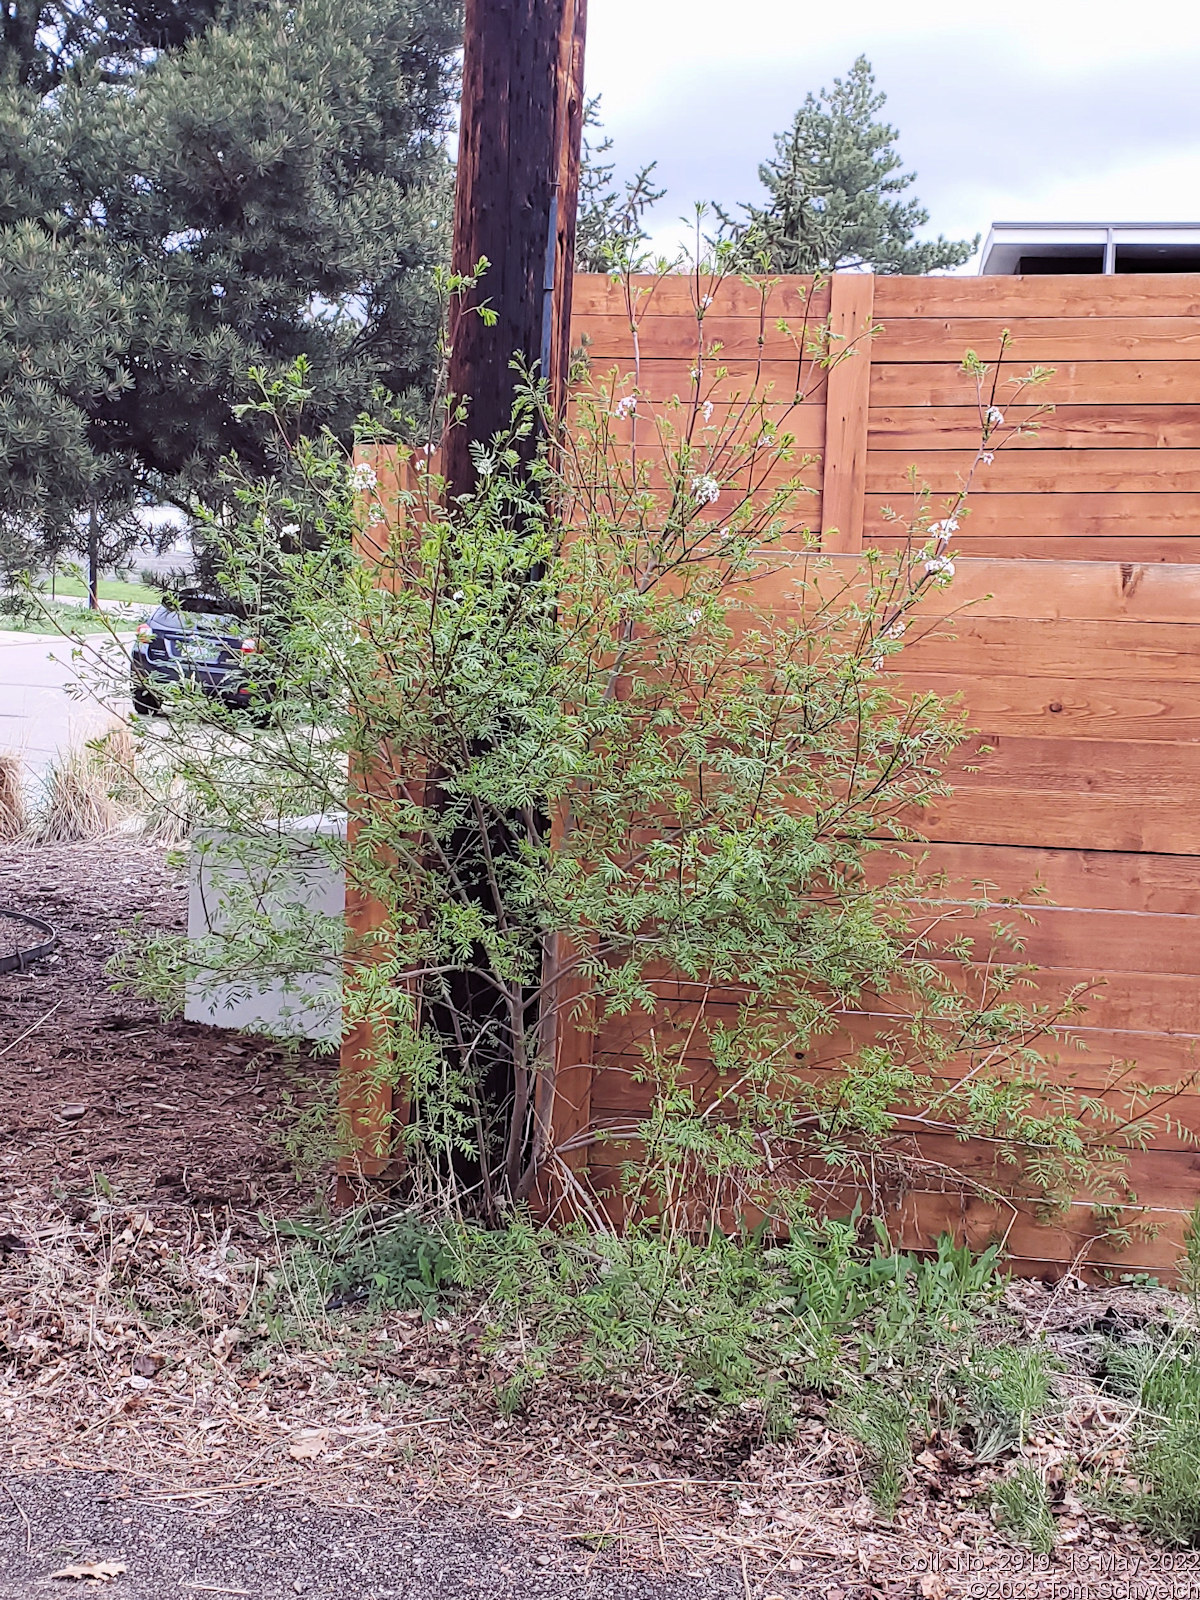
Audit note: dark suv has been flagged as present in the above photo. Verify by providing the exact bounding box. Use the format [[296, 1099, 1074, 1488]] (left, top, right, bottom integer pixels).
[[130, 591, 264, 716]]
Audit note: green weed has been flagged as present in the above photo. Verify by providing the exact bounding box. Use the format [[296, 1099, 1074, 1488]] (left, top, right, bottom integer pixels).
[[993, 1464, 1057, 1553], [1100, 1336, 1200, 1546]]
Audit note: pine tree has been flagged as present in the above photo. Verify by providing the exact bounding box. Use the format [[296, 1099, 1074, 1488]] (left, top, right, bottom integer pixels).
[[0, 0, 460, 580], [723, 56, 976, 275], [575, 99, 664, 273], [2, 0, 221, 95]]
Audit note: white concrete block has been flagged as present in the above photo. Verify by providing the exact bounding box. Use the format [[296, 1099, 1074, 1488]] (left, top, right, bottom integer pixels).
[[183, 813, 347, 1043]]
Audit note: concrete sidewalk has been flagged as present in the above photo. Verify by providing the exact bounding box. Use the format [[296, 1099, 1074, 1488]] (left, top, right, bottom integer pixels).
[[0, 630, 131, 773]]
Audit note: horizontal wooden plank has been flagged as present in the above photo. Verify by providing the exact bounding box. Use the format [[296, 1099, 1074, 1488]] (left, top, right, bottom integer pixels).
[[872, 275, 1200, 320], [865, 536, 1200, 562], [863, 491, 1200, 544], [870, 363, 1200, 409], [890, 1191, 1193, 1277], [579, 1157, 1200, 1272], [923, 789, 1200, 855], [893, 842, 1200, 917], [575, 358, 831, 405], [866, 447, 1200, 494], [575, 314, 1200, 366], [914, 900, 1200, 978], [579, 357, 1200, 411], [901, 672, 1200, 743], [594, 402, 826, 450], [576, 272, 1200, 323], [586, 1065, 1200, 1154], [759, 553, 1200, 623], [584, 959, 1200, 1053], [572, 273, 829, 321], [870, 360, 1200, 408], [605, 446, 1200, 502], [897, 617, 1200, 682], [588, 1026, 1200, 1101], [872, 319, 1200, 364], [869, 404, 1200, 451]]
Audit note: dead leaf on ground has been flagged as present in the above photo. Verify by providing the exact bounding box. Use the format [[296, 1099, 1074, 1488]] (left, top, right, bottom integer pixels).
[[56, 1103, 88, 1123], [50, 1562, 127, 1582], [919, 1574, 949, 1600], [287, 1427, 328, 1461], [211, 1327, 239, 1362]]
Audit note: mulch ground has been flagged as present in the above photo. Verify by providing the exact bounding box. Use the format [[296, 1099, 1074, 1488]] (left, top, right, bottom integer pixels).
[[0, 841, 322, 1216], [1, 842, 1195, 1598]]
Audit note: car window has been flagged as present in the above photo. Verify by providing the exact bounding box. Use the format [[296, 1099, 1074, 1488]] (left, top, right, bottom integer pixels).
[[156, 604, 244, 634]]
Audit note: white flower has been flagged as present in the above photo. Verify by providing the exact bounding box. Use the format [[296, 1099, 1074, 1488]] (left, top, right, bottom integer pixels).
[[760, 429, 777, 447], [691, 475, 721, 506], [350, 462, 377, 492], [702, 400, 714, 422], [686, 608, 703, 626], [614, 395, 637, 419], [699, 294, 714, 309], [871, 655, 884, 672], [451, 589, 464, 602], [929, 518, 959, 538], [281, 522, 299, 537], [690, 366, 701, 381], [980, 451, 995, 465], [885, 620, 906, 640], [924, 557, 955, 578], [986, 406, 1004, 427]]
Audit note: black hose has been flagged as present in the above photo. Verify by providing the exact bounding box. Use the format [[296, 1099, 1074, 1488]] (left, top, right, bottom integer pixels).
[[0, 907, 59, 973]]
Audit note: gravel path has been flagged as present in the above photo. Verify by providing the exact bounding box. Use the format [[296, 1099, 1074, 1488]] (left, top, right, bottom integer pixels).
[[0, 1473, 750, 1600]]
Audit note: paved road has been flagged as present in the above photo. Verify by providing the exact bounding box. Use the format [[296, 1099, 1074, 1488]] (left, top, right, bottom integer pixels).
[[0, 630, 131, 773], [0, 1473, 761, 1600]]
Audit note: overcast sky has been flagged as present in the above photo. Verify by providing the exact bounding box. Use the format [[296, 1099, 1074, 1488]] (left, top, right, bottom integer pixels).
[[583, 0, 1200, 267]]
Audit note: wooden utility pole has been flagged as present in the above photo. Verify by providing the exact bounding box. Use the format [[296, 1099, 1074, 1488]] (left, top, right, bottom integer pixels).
[[444, 0, 587, 495]]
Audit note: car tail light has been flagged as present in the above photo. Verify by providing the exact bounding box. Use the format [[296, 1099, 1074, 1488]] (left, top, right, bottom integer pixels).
[[136, 622, 154, 644], [240, 637, 257, 654]]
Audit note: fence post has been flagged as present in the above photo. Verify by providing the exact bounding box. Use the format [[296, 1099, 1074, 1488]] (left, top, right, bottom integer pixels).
[[336, 454, 412, 1203], [820, 272, 875, 554]]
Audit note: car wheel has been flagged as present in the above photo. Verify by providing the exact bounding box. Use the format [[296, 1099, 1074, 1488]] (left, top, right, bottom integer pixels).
[[132, 685, 161, 717]]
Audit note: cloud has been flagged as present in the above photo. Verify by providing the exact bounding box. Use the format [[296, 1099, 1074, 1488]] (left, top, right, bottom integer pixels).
[[586, 13, 1200, 259]]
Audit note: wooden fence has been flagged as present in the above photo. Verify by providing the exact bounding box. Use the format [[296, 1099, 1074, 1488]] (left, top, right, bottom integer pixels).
[[545, 271, 1200, 1275]]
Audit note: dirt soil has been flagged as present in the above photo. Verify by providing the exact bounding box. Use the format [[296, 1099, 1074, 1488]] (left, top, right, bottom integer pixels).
[[0, 841, 320, 1215], [1, 842, 1195, 1598]]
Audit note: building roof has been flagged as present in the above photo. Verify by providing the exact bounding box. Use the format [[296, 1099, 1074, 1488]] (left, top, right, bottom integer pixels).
[[980, 222, 1200, 275]]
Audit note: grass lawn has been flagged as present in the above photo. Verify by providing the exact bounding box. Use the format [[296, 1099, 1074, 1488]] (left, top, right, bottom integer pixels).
[[0, 600, 134, 637], [44, 571, 162, 605]]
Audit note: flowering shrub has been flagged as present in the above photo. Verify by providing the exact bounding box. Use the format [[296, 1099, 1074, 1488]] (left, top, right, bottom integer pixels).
[[94, 262, 1159, 1237]]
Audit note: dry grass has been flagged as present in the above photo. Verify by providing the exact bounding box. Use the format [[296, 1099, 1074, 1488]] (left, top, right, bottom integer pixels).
[[8, 727, 191, 846], [30, 725, 139, 843], [0, 1183, 1180, 1590], [0, 752, 28, 840]]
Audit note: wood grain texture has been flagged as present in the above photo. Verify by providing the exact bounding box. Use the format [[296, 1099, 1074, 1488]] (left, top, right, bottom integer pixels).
[[871, 319, 1200, 363], [559, 273, 1200, 1267], [820, 273, 874, 551], [866, 448, 1200, 494], [574, 313, 1200, 365], [894, 842, 1200, 916], [872, 275, 1200, 319], [869, 405, 1200, 451], [446, 0, 586, 493], [863, 493, 1200, 550], [870, 361, 1200, 407]]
